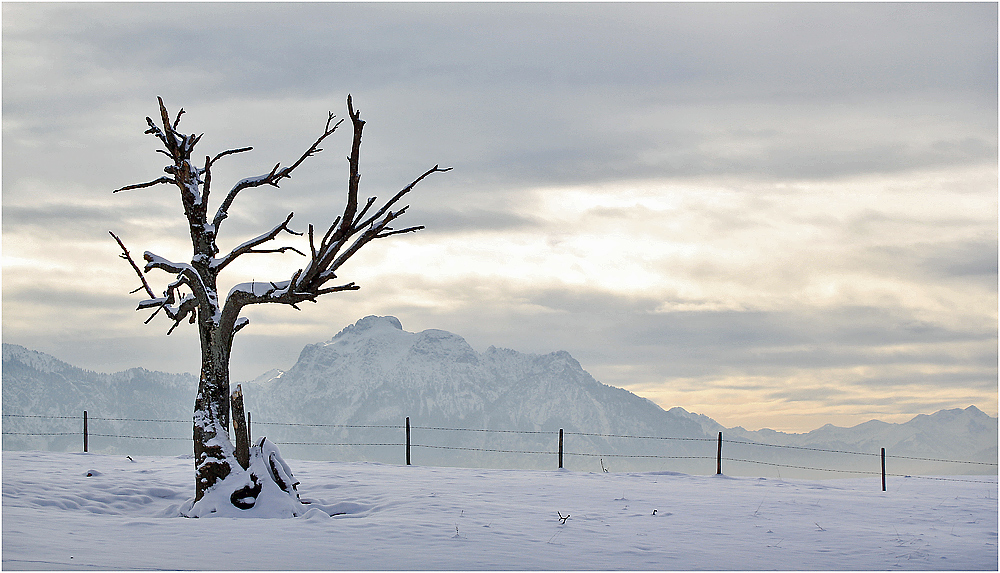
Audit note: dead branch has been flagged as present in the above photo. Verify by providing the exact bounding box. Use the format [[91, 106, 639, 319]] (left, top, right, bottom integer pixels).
[[114, 176, 175, 194], [210, 147, 254, 167], [109, 231, 156, 299], [376, 225, 425, 239], [213, 212, 301, 271], [355, 164, 452, 230], [211, 114, 344, 232]]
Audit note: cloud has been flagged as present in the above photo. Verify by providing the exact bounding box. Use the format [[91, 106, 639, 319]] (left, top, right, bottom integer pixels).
[[2, 3, 996, 432], [410, 208, 544, 235], [5, 4, 995, 195]]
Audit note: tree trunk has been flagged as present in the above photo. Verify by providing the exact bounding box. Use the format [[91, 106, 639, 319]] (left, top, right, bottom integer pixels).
[[193, 324, 238, 502]]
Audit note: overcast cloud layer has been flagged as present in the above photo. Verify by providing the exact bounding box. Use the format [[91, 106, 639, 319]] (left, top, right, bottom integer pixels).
[[3, 3, 996, 432]]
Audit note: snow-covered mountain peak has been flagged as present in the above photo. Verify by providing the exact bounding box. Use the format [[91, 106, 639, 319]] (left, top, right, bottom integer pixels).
[[327, 315, 403, 343], [2, 343, 74, 374], [668, 406, 726, 434], [408, 328, 478, 364], [543, 350, 582, 372]]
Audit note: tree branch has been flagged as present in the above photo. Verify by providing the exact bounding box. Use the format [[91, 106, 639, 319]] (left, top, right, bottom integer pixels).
[[211, 114, 344, 232], [355, 165, 452, 230], [143, 251, 192, 276], [109, 231, 157, 299], [210, 147, 253, 167], [114, 176, 176, 194], [376, 225, 425, 239], [213, 212, 301, 272]]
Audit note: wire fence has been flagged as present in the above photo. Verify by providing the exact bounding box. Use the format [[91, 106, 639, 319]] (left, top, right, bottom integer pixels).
[[3, 412, 996, 487]]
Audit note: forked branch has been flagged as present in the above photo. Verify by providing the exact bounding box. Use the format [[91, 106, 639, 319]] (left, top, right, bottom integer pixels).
[[109, 231, 155, 299], [222, 95, 450, 319], [214, 212, 303, 272], [212, 112, 344, 232]]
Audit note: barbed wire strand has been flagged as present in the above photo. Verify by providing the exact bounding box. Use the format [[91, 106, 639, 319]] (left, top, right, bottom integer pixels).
[[885, 454, 997, 466], [3, 414, 82, 420], [566, 432, 715, 442], [724, 457, 998, 483], [726, 439, 997, 466], [567, 452, 716, 460], [255, 422, 402, 429], [90, 434, 188, 440], [412, 444, 552, 455], [412, 426, 553, 434], [272, 442, 402, 447], [2, 431, 81, 436]]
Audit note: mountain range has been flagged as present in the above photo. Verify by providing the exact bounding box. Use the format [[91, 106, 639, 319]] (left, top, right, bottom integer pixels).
[[3, 315, 996, 478]]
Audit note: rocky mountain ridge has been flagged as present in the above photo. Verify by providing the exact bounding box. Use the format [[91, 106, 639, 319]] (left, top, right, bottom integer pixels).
[[3, 317, 996, 477]]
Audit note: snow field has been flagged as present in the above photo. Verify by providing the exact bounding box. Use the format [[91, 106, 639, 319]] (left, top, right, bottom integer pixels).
[[2, 450, 997, 570]]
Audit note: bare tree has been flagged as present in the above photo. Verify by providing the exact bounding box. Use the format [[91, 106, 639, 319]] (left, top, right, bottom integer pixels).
[[111, 96, 449, 515]]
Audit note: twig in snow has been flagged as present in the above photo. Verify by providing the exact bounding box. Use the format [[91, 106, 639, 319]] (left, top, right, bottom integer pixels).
[[547, 528, 565, 544], [557, 511, 570, 524]]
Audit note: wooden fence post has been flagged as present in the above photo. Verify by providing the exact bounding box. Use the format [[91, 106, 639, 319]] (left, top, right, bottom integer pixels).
[[405, 416, 411, 466], [881, 447, 886, 491], [247, 411, 251, 444], [83, 410, 88, 453], [558, 429, 564, 469], [716, 431, 723, 475]]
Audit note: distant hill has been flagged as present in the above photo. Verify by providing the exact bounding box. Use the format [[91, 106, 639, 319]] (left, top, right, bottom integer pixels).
[[723, 405, 998, 477], [2, 343, 196, 456], [3, 319, 996, 478]]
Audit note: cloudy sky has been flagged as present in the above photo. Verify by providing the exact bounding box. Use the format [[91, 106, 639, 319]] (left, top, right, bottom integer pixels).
[[3, 3, 996, 432]]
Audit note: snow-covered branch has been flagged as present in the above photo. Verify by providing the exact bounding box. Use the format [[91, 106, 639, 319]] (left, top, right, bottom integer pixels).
[[143, 251, 193, 276]]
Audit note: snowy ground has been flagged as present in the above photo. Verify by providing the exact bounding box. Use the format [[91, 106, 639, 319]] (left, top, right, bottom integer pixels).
[[2, 451, 996, 570]]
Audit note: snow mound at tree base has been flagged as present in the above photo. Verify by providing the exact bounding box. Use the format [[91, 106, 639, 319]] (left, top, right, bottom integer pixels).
[[180, 438, 307, 518]]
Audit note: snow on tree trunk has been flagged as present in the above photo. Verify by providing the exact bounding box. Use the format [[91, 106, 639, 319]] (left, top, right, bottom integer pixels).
[[182, 438, 303, 518], [193, 334, 235, 500]]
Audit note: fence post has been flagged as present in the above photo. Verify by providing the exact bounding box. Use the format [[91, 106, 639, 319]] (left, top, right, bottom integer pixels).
[[405, 416, 411, 466], [558, 429, 564, 469], [716, 431, 722, 475], [247, 411, 251, 443], [83, 410, 88, 453], [881, 447, 886, 491]]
